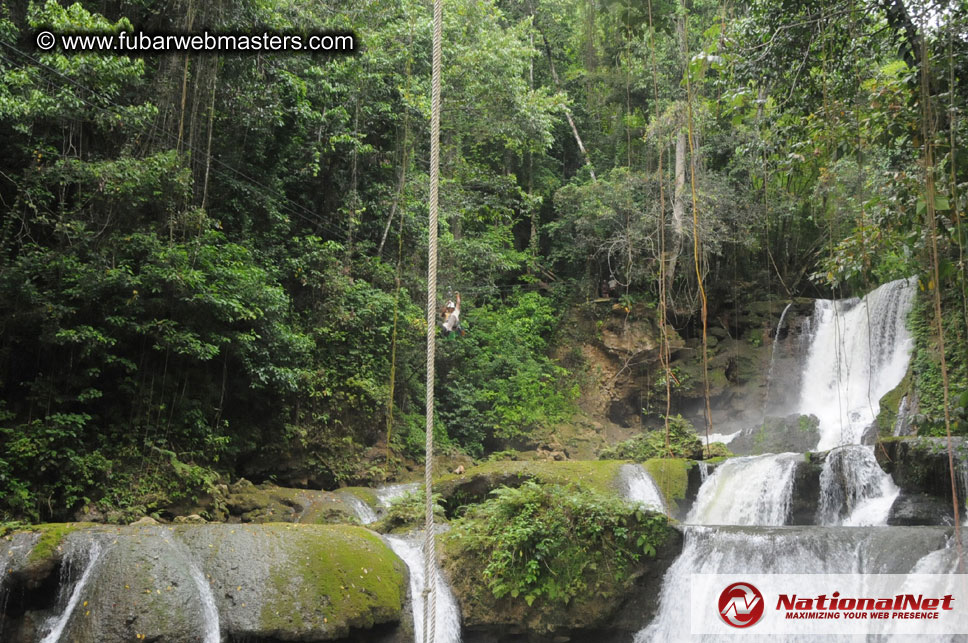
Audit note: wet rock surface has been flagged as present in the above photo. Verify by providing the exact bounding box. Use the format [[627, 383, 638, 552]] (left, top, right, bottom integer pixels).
[[887, 493, 955, 526], [0, 524, 408, 643], [876, 437, 968, 501], [728, 413, 821, 456]]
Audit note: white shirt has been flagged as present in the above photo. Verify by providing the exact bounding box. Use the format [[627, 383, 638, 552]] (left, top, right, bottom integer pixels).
[[443, 308, 460, 332]]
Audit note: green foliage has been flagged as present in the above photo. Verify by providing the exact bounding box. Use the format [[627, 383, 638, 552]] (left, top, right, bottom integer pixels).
[[599, 415, 702, 461], [436, 292, 577, 456], [0, 0, 964, 526], [373, 489, 445, 534], [445, 481, 668, 607], [702, 442, 733, 459], [910, 288, 968, 436]]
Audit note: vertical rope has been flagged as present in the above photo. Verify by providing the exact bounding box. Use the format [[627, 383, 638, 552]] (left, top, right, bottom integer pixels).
[[680, 0, 713, 442], [918, 7, 963, 572], [424, 0, 443, 638], [646, 0, 671, 456]]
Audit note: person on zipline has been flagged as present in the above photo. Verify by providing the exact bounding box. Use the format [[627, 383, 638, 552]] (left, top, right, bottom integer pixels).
[[441, 291, 464, 337]]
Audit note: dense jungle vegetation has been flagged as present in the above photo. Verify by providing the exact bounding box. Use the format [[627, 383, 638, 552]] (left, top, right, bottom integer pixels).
[[0, 0, 965, 522]]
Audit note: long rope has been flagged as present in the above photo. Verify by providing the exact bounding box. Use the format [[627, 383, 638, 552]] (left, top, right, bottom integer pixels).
[[918, 9, 963, 573], [646, 0, 672, 456], [424, 0, 443, 637], [680, 0, 713, 443]]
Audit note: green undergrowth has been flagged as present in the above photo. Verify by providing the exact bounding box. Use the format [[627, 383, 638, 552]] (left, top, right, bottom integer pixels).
[[371, 489, 446, 534], [598, 415, 703, 461], [435, 459, 626, 496], [443, 481, 670, 609], [910, 288, 968, 436]]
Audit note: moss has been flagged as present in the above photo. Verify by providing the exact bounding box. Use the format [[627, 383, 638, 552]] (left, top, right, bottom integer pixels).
[[876, 367, 913, 437], [642, 458, 692, 514], [435, 459, 625, 496], [26, 523, 96, 564], [340, 486, 379, 508], [702, 442, 733, 459], [260, 524, 406, 635]]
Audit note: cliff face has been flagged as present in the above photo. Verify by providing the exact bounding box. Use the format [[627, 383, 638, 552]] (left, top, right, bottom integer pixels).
[[555, 298, 817, 444]]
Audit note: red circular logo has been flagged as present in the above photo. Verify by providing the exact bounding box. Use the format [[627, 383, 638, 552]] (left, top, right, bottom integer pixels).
[[718, 582, 765, 628]]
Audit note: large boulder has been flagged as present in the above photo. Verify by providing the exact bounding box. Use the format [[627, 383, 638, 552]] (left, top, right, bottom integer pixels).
[[1, 523, 409, 643], [728, 414, 821, 456], [887, 493, 955, 526], [876, 437, 968, 501]]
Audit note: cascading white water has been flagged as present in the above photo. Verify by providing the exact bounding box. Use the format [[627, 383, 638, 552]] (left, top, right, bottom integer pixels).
[[633, 278, 956, 640], [635, 526, 953, 642], [703, 431, 740, 445], [893, 395, 912, 436], [0, 555, 8, 641], [165, 538, 220, 643], [797, 278, 916, 450], [763, 302, 794, 415], [817, 445, 899, 526], [39, 540, 104, 643], [618, 464, 666, 513], [385, 534, 462, 643], [698, 461, 709, 482], [376, 482, 421, 509], [340, 492, 378, 524], [687, 453, 802, 526]]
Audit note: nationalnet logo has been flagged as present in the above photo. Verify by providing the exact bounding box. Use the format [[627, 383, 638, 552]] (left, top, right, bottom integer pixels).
[[718, 582, 764, 628], [690, 574, 968, 636]]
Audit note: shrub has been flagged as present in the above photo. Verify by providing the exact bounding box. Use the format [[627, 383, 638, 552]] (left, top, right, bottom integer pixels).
[[598, 414, 703, 460], [445, 481, 668, 607]]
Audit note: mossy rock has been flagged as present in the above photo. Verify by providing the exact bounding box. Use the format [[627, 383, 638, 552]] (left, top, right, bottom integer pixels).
[[257, 525, 406, 637], [434, 460, 626, 512], [7, 522, 97, 591], [642, 458, 693, 517], [875, 367, 914, 437], [4, 523, 409, 643], [876, 437, 968, 502], [728, 414, 820, 456], [179, 523, 409, 640], [223, 485, 362, 525]]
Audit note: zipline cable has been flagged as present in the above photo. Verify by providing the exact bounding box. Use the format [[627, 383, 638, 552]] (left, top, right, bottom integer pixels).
[[423, 0, 443, 637]]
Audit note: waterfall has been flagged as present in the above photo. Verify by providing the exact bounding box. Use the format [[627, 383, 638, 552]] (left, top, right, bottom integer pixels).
[[39, 540, 104, 643], [892, 395, 912, 436], [0, 554, 8, 642], [340, 492, 378, 524], [763, 302, 794, 415], [636, 526, 953, 642], [797, 278, 916, 450], [617, 464, 665, 513], [817, 445, 899, 526], [687, 453, 801, 526], [385, 534, 462, 643], [376, 482, 421, 508], [698, 461, 709, 482], [165, 538, 220, 643]]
